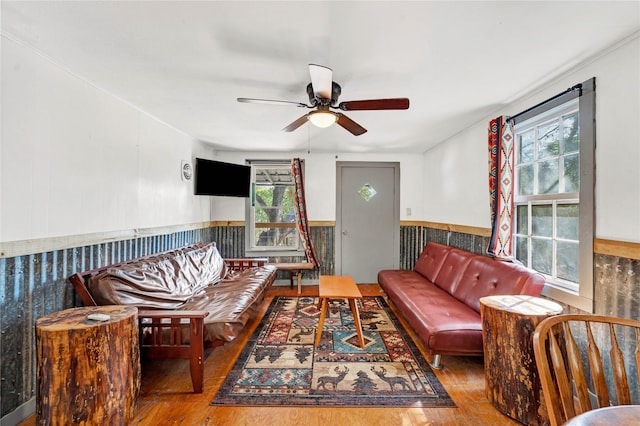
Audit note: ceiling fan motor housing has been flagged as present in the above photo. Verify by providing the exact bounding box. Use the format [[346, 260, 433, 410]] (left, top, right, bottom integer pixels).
[[306, 82, 342, 107]]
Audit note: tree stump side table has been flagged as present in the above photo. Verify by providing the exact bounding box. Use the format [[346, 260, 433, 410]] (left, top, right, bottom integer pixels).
[[36, 305, 140, 425], [480, 295, 563, 426]]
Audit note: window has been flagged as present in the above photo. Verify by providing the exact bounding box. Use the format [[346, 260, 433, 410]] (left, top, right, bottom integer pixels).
[[245, 161, 304, 256], [512, 78, 595, 312]]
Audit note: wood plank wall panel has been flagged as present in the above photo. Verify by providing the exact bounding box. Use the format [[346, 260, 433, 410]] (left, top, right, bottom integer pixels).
[[210, 225, 335, 280], [594, 253, 640, 318], [2, 221, 640, 420], [399, 225, 424, 270]]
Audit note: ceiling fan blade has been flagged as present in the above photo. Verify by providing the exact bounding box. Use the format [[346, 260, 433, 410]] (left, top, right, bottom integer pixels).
[[237, 98, 309, 108], [308, 64, 333, 100], [282, 114, 310, 132], [337, 98, 410, 111], [335, 113, 367, 136]]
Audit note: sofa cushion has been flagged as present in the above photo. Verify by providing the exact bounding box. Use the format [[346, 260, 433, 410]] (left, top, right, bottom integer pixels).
[[181, 264, 277, 342], [451, 256, 545, 313], [381, 271, 484, 356], [88, 243, 226, 309], [431, 247, 474, 295], [413, 242, 452, 282]]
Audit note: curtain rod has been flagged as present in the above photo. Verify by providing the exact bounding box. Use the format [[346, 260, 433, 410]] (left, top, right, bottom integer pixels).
[[507, 83, 582, 123]]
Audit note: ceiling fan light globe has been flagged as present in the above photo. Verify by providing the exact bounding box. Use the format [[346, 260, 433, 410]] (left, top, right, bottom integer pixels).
[[308, 111, 336, 128]]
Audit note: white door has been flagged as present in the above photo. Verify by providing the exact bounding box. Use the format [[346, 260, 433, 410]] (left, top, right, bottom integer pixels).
[[336, 162, 399, 283]]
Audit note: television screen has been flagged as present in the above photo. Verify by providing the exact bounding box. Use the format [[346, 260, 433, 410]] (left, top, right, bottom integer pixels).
[[194, 158, 251, 197]]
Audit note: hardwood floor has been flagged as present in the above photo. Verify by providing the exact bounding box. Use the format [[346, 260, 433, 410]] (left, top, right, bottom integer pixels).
[[21, 284, 519, 426]]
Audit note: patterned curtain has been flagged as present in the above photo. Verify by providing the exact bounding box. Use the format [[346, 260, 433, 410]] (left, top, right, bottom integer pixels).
[[487, 116, 515, 260], [291, 158, 319, 267]]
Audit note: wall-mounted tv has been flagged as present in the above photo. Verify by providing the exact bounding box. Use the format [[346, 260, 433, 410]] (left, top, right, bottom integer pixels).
[[194, 158, 251, 197]]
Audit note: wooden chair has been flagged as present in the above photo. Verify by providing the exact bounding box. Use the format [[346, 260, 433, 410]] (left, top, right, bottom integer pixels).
[[532, 314, 640, 426]]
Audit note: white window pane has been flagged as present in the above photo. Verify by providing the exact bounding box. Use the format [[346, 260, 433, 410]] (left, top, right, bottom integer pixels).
[[532, 205, 553, 237], [537, 159, 559, 194], [532, 238, 552, 275], [563, 153, 580, 193], [518, 164, 534, 196], [537, 121, 560, 159], [557, 241, 579, 282], [563, 113, 579, 153], [516, 205, 528, 235], [516, 236, 528, 266], [557, 204, 579, 240], [519, 130, 535, 163]]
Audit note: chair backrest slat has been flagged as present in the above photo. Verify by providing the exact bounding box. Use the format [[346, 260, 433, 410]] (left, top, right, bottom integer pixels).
[[586, 321, 610, 408], [549, 329, 577, 418], [533, 314, 640, 426], [609, 323, 631, 405], [564, 321, 592, 413], [636, 328, 640, 387]]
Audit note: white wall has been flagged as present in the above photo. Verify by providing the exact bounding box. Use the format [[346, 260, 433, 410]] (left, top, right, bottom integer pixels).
[[423, 34, 640, 243], [1, 37, 214, 243], [208, 151, 424, 222]]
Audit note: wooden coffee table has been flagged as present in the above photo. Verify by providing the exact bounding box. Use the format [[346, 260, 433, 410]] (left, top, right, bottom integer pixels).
[[314, 275, 365, 348]]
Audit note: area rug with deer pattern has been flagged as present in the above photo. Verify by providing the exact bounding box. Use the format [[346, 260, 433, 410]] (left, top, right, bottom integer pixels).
[[211, 296, 456, 407]]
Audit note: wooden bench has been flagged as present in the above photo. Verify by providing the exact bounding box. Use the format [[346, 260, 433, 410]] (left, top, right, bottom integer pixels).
[[269, 262, 315, 293]]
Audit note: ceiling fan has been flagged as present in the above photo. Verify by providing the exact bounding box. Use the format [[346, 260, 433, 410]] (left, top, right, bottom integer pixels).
[[237, 64, 410, 136]]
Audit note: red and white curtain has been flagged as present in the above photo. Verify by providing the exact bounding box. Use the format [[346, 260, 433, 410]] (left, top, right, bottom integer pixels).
[[487, 116, 515, 260], [291, 158, 319, 267]]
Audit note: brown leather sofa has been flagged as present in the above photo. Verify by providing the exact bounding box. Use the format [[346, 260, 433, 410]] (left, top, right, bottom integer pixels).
[[378, 242, 545, 369], [69, 242, 277, 392]]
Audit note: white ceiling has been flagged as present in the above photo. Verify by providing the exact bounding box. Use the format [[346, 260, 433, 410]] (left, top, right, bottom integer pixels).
[[2, 1, 639, 154]]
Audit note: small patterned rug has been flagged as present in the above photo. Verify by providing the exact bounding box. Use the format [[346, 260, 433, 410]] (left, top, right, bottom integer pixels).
[[211, 296, 456, 407]]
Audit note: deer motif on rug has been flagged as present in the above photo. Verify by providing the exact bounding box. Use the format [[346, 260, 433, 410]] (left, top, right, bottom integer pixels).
[[371, 366, 412, 391], [290, 327, 314, 342], [316, 366, 349, 390]]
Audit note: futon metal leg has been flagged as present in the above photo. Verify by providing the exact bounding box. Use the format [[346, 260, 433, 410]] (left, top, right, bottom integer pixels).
[[429, 354, 443, 370]]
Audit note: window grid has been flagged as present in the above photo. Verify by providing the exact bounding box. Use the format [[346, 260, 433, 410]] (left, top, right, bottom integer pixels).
[[246, 161, 303, 255], [514, 100, 580, 291], [515, 199, 579, 293]]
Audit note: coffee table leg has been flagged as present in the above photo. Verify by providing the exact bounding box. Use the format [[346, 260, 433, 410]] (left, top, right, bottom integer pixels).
[[349, 298, 366, 349], [315, 297, 328, 346]]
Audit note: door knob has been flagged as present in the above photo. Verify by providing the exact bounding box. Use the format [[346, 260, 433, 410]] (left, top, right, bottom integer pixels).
[[342, 230, 348, 235]]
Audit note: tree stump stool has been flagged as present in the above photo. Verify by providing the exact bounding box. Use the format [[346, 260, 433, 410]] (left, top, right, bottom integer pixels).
[[480, 295, 563, 426], [36, 305, 140, 425]]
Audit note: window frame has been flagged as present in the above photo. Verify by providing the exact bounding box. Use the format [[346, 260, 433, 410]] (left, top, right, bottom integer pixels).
[[511, 78, 595, 312], [244, 159, 305, 257]]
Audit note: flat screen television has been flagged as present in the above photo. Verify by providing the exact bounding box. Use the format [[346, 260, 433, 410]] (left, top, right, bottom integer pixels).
[[194, 158, 251, 197]]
